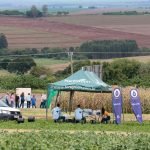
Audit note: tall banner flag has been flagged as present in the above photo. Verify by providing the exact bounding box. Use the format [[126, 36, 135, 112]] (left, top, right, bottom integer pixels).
[[130, 89, 143, 123], [112, 88, 122, 124]]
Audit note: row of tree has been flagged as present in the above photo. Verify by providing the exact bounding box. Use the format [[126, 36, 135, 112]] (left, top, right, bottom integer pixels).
[[0, 5, 70, 18], [1, 35, 150, 60], [26, 5, 48, 18]]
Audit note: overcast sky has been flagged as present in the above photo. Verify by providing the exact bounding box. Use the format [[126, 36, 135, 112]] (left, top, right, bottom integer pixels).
[[0, 0, 145, 5], [0, 0, 149, 8]]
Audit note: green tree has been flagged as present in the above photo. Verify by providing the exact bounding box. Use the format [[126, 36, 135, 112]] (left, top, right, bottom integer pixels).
[[30, 66, 52, 77], [42, 5, 48, 17], [7, 57, 36, 74], [0, 58, 11, 70], [26, 5, 42, 18], [0, 33, 8, 49]]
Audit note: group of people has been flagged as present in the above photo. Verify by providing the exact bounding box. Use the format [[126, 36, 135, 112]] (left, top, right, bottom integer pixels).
[[52, 104, 110, 124], [2, 92, 36, 108]]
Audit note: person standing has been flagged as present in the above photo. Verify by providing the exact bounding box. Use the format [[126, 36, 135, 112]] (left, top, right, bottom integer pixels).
[[15, 94, 20, 108], [10, 93, 15, 108], [4, 92, 10, 106], [20, 92, 25, 108], [31, 95, 36, 108], [40, 94, 47, 108], [26, 93, 31, 108]]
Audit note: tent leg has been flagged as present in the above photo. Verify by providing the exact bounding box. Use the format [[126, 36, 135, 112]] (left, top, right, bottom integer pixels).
[[69, 91, 74, 115]]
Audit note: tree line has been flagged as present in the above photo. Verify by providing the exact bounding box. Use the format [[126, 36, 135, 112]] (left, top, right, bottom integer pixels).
[[0, 59, 150, 90], [103, 11, 150, 15], [1, 35, 150, 59], [0, 5, 70, 18]]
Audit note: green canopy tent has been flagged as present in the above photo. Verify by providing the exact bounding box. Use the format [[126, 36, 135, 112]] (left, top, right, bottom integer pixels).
[[47, 70, 112, 118]]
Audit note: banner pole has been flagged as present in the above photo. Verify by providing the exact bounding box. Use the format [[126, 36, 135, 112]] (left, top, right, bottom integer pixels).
[[121, 87, 125, 123], [112, 89, 114, 123]]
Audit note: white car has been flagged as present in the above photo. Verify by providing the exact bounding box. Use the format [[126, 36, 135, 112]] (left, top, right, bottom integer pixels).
[[0, 100, 21, 120]]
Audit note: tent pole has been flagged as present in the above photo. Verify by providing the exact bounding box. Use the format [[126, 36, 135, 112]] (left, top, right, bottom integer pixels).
[[46, 86, 49, 120], [55, 91, 60, 106], [69, 91, 74, 115]]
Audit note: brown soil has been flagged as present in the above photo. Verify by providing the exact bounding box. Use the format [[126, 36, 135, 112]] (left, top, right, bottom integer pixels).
[[0, 16, 150, 48]]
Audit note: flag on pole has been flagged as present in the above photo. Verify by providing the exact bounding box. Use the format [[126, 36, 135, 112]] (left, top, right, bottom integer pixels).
[[130, 88, 143, 123], [112, 88, 122, 124]]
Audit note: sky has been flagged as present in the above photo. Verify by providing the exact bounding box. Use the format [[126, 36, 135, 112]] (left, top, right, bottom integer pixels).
[[0, 0, 146, 5], [0, 0, 149, 8]]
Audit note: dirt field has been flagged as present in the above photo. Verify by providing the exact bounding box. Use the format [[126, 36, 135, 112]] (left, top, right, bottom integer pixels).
[[0, 15, 150, 49]]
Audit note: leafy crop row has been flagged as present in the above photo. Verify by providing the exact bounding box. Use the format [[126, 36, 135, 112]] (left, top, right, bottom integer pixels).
[[0, 131, 149, 150]]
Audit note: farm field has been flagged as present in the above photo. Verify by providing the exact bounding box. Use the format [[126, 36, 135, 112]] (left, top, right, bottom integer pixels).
[[0, 113, 149, 149], [0, 129, 149, 150], [34, 58, 69, 71], [0, 15, 150, 49]]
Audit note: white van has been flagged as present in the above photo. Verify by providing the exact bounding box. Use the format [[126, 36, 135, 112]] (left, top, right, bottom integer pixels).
[[0, 100, 21, 120]]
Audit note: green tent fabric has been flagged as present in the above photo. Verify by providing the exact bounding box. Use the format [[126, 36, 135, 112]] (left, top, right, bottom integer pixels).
[[48, 70, 112, 93], [47, 89, 58, 108]]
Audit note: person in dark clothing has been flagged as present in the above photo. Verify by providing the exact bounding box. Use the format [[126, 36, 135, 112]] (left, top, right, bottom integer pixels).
[[15, 94, 20, 108], [20, 92, 25, 108]]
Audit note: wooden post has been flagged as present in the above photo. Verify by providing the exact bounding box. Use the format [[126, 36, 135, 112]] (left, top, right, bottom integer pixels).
[[69, 91, 74, 115]]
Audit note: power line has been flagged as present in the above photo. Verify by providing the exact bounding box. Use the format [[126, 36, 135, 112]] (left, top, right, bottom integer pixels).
[[0, 51, 150, 58]]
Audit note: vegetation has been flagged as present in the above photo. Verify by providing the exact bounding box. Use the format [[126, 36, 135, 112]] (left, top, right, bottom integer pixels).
[[79, 40, 140, 59], [26, 5, 43, 18], [0, 130, 149, 150], [0, 119, 149, 150], [0, 33, 8, 49], [1, 40, 150, 60], [103, 11, 150, 15], [7, 57, 36, 74], [0, 75, 48, 90], [0, 10, 24, 16], [56, 11, 69, 16], [0, 120, 149, 132]]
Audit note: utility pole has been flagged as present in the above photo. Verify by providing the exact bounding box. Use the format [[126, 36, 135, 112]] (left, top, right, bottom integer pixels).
[[68, 52, 73, 74]]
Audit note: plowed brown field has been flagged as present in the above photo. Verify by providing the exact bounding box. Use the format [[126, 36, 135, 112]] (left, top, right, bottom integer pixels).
[[0, 15, 150, 49]]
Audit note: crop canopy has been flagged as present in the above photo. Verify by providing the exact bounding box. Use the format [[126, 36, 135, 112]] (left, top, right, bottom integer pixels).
[[48, 70, 112, 93]]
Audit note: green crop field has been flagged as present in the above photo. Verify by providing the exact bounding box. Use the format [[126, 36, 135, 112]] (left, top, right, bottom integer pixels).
[[0, 110, 149, 150], [34, 58, 69, 67], [0, 130, 149, 150], [0, 119, 149, 150]]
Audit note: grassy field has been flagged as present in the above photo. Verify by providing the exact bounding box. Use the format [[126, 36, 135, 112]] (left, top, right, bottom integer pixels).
[[34, 58, 69, 67], [34, 56, 150, 73]]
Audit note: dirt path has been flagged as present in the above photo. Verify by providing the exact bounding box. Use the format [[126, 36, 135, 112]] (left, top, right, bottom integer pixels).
[[0, 129, 149, 135]]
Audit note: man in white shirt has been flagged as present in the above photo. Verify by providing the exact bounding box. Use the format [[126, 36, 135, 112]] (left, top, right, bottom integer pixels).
[[51, 104, 65, 122], [74, 105, 86, 123], [26, 93, 31, 108]]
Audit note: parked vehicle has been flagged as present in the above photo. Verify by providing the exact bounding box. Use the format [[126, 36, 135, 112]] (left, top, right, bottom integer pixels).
[[0, 100, 21, 120]]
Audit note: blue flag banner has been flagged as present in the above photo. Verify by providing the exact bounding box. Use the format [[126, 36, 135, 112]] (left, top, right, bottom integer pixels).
[[130, 89, 143, 123], [112, 88, 122, 124]]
